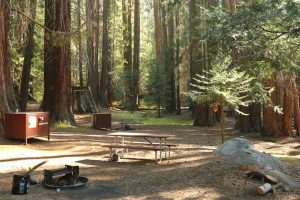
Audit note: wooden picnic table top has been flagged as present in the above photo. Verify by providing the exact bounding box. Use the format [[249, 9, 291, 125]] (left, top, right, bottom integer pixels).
[[107, 132, 175, 139]]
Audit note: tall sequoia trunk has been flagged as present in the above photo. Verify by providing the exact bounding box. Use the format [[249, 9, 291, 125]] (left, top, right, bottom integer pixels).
[[0, 0, 18, 131], [293, 81, 300, 136], [100, 0, 111, 107], [42, 0, 76, 124], [189, 0, 214, 126], [93, 0, 100, 105], [42, 0, 55, 111], [132, 0, 140, 109], [262, 73, 295, 137], [87, 0, 100, 105], [153, 0, 162, 65], [282, 77, 294, 137], [165, 8, 176, 113], [77, 0, 83, 86], [122, 0, 133, 110], [175, 6, 181, 115], [19, 0, 37, 111]]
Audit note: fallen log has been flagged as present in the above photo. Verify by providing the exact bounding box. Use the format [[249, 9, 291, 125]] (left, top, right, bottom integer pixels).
[[256, 183, 282, 195]]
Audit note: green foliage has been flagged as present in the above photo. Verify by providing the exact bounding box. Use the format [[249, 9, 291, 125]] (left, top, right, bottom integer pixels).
[[145, 59, 165, 107], [189, 57, 272, 114]]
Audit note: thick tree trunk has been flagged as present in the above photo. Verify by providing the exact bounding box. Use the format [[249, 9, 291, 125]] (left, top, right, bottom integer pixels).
[[41, 0, 55, 111], [153, 0, 162, 64], [282, 77, 294, 137], [175, 6, 181, 115], [100, 0, 111, 107], [77, 0, 83, 86], [0, 0, 18, 131], [189, 0, 214, 126], [249, 103, 262, 132], [93, 0, 100, 105], [132, 0, 140, 109], [239, 105, 251, 132], [122, 0, 133, 110], [165, 9, 176, 113], [19, 0, 37, 111], [86, 0, 100, 105], [293, 83, 300, 136], [262, 74, 295, 137], [42, 0, 75, 124]]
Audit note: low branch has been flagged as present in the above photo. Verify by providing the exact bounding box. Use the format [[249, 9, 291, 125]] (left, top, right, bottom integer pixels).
[[10, 8, 86, 36]]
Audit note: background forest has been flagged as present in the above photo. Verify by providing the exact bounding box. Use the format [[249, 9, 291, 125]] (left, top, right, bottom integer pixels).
[[1, 0, 300, 139]]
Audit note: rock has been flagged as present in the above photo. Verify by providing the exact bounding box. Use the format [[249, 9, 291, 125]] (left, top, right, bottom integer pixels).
[[214, 138, 300, 188], [214, 138, 253, 155], [29, 176, 39, 185]]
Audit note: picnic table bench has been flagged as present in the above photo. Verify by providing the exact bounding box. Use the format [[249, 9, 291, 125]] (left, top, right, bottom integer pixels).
[[104, 132, 175, 162]]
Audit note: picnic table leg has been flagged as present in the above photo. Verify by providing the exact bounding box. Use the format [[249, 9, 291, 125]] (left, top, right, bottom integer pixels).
[[159, 138, 162, 160], [109, 147, 112, 159], [164, 138, 167, 159]]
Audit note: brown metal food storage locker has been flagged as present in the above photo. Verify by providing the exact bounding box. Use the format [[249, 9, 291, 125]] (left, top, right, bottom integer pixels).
[[92, 113, 111, 130], [4, 112, 50, 145]]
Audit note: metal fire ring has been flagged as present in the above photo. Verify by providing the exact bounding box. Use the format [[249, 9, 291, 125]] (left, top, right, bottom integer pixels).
[[43, 176, 89, 189]]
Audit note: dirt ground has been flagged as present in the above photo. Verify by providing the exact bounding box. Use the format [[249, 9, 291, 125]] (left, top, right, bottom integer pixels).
[[0, 111, 300, 200]]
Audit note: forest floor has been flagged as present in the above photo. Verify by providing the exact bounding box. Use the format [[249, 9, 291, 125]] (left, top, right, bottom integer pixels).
[[0, 109, 300, 200]]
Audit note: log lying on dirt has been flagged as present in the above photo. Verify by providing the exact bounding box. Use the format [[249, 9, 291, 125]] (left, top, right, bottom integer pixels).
[[256, 183, 282, 195], [246, 170, 278, 184]]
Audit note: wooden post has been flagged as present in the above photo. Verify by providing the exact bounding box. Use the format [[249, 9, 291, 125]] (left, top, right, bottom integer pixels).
[[220, 100, 224, 144]]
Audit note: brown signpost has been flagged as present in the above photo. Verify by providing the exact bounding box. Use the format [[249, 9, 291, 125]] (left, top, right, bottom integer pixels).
[[4, 112, 50, 145]]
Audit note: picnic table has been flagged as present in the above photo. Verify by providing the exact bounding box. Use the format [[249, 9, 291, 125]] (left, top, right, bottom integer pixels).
[[103, 132, 175, 162]]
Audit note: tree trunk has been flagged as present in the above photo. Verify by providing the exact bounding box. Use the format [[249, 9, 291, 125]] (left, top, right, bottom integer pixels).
[[175, 6, 181, 115], [19, 0, 37, 112], [93, 0, 100, 105], [86, 0, 100, 105], [100, 0, 111, 107], [41, 0, 55, 111], [249, 103, 262, 132], [189, 0, 214, 126], [239, 105, 251, 132], [262, 79, 282, 137], [122, 0, 133, 110], [293, 82, 300, 136], [42, 0, 76, 124], [282, 77, 294, 137], [0, 0, 18, 131], [132, 0, 140, 110], [77, 0, 83, 86], [165, 7, 176, 113], [153, 0, 162, 65]]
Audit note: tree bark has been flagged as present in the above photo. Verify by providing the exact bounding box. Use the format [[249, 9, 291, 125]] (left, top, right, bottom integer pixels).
[[175, 6, 181, 115], [293, 82, 300, 136], [86, 0, 100, 105], [77, 0, 83, 86], [100, 0, 111, 107], [19, 0, 37, 111], [132, 0, 140, 109], [42, 0, 76, 124], [165, 7, 176, 113], [122, 0, 133, 110], [0, 0, 18, 131]]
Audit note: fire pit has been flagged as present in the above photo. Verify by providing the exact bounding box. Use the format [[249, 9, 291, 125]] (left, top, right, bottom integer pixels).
[[43, 165, 89, 189]]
